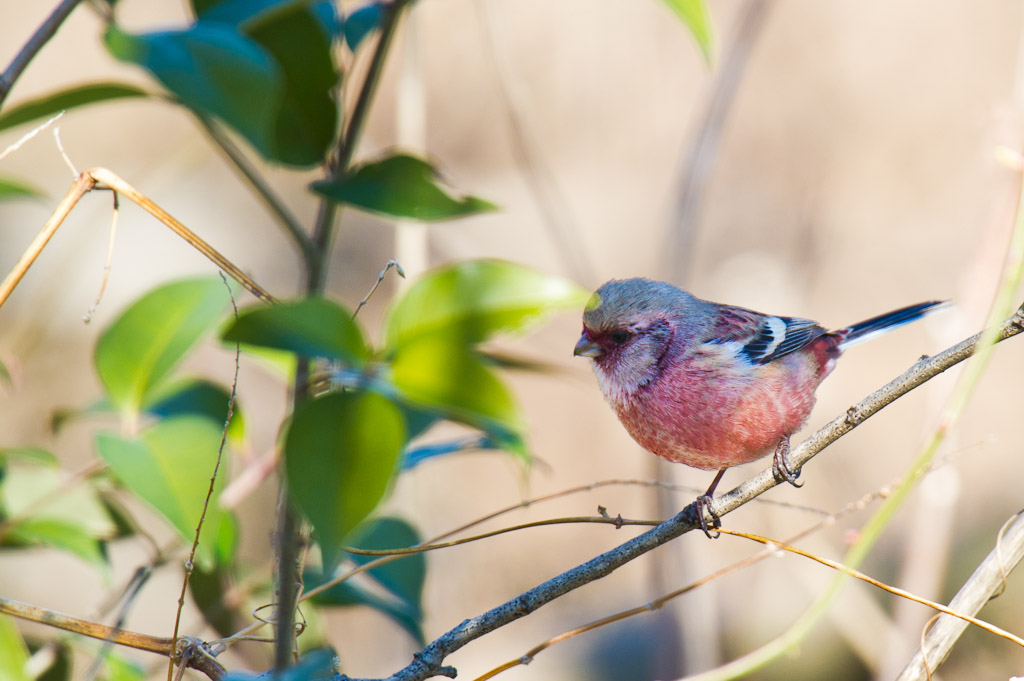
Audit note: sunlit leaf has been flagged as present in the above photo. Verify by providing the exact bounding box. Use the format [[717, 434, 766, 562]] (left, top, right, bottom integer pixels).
[[104, 24, 283, 159], [223, 298, 368, 363], [389, 336, 526, 460], [0, 615, 29, 681], [0, 447, 57, 467], [342, 3, 383, 51], [95, 277, 230, 414], [4, 519, 109, 575], [97, 654, 145, 681], [385, 259, 589, 347], [1, 467, 116, 537], [0, 177, 44, 201], [311, 154, 497, 221], [0, 83, 149, 133], [96, 416, 233, 569], [659, 0, 715, 64], [285, 392, 405, 569]]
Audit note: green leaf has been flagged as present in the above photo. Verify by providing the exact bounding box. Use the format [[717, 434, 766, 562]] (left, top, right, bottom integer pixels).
[[1, 467, 116, 537], [0, 177, 44, 201], [145, 378, 245, 443], [389, 336, 525, 444], [223, 298, 368, 363], [285, 392, 405, 569], [95, 277, 231, 414], [346, 517, 424, 614], [306, 570, 423, 644], [0, 83, 149, 133], [385, 259, 590, 347], [198, 0, 339, 166], [97, 655, 145, 681], [104, 24, 283, 159], [0, 447, 57, 467], [96, 416, 233, 570], [311, 154, 498, 221], [30, 639, 71, 681], [4, 519, 109, 575], [189, 563, 247, 639], [660, 0, 715, 64], [0, 615, 30, 681]]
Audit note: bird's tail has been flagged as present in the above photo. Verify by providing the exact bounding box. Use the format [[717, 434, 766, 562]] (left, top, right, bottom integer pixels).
[[838, 300, 949, 349]]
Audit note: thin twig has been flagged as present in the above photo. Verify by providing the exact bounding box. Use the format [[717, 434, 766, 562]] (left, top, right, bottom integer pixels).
[[196, 114, 315, 261], [719, 529, 1024, 648], [896, 510, 1024, 680], [352, 259, 405, 319], [666, 0, 774, 281], [82, 190, 118, 323], [0, 0, 85, 108], [167, 274, 240, 681], [0, 110, 63, 161]]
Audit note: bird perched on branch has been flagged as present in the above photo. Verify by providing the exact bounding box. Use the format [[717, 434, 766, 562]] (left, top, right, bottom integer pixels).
[[573, 278, 944, 537]]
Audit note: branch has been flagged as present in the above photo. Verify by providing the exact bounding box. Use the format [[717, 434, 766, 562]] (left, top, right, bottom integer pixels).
[[342, 301, 1024, 681], [0, 0, 85, 108], [896, 510, 1024, 680]]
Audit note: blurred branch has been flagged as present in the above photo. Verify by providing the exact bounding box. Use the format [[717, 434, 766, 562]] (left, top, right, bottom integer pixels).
[[666, 0, 773, 282], [473, 0, 597, 286], [896, 510, 1024, 680], [337, 299, 1024, 681], [0, 0, 85, 108], [196, 114, 315, 262]]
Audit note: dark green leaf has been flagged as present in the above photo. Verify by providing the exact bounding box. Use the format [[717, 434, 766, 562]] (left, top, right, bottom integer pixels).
[[0, 177, 43, 201], [223, 298, 368, 363], [0, 83, 149, 133], [50, 397, 115, 434], [312, 154, 497, 221], [346, 517, 424, 612], [660, 0, 715, 64], [0, 358, 9, 388], [145, 378, 245, 443], [0, 615, 29, 681], [95, 277, 231, 414], [385, 259, 589, 347], [389, 336, 526, 457], [189, 563, 247, 639], [198, 0, 339, 165], [285, 392, 405, 569], [29, 639, 71, 681], [306, 570, 423, 643], [343, 3, 383, 51], [96, 416, 233, 569], [104, 24, 283, 159]]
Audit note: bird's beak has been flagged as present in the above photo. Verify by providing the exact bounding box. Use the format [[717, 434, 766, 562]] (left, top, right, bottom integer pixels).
[[573, 334, 603, 358]]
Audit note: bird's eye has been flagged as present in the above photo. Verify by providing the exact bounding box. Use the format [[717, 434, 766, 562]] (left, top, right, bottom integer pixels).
[[610, 329, 630, 345]]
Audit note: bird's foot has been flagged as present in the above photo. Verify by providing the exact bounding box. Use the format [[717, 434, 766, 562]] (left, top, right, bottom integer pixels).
[[771, 437, 803, 488], [694, 493, 722, 539]]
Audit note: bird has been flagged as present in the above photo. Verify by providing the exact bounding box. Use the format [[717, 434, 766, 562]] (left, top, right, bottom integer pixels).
[[573, 278, 945, 537]]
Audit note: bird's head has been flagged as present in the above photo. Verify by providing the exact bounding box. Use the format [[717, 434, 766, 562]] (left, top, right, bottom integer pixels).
[[574, 278, 702, 401]]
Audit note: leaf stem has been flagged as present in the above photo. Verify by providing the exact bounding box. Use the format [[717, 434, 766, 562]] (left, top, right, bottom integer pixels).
[[0, 0, 85, 108]]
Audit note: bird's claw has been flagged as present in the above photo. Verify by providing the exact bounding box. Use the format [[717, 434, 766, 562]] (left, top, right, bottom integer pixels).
[[771, 438, 803, 488], [695, 494, 722, 539]]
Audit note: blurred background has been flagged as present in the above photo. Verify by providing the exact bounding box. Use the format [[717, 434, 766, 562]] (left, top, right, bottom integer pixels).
[[2, 1, 1024, 680]]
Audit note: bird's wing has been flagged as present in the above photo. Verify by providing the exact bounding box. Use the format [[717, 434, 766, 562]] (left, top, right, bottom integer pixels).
[[709, 306, 827, 365]]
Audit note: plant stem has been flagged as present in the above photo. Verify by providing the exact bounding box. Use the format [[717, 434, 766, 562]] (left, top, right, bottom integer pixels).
[[196, 114, 316, 262], [0, 0, 86, 108], [274, 3, 412, 671]]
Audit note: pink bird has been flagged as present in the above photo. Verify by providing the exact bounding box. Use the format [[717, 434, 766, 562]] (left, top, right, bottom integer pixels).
[[573, 278, 944, 536]]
